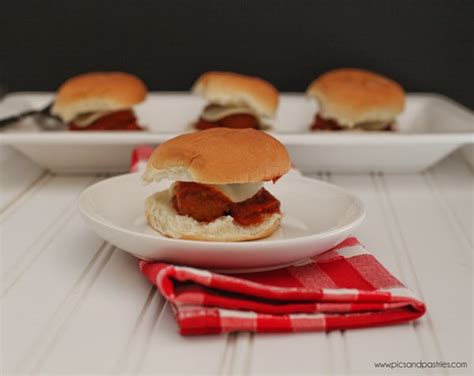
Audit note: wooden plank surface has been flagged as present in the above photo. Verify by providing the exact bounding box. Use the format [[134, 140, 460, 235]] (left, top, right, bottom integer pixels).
[[0, 146, 45, 212], [328, 173, 429, 374], [1, 149, 472, 375]]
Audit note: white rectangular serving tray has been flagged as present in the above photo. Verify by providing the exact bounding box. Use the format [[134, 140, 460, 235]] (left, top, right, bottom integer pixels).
[[0, 92, 472, 173]]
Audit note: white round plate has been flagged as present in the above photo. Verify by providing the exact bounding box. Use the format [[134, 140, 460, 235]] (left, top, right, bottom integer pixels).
[[78, 173, 365, 272]]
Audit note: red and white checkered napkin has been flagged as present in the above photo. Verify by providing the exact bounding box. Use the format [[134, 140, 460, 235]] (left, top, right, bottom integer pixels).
[[139, 237, 426, 335], [130, 145, 155, 173], [131, 146, 426, 335]]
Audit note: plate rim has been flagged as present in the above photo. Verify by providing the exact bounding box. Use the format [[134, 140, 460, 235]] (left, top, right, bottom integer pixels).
[[2, 132, 473, 145]]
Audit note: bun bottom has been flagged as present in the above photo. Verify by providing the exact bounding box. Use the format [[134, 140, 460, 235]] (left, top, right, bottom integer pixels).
[[145, 190, 281, 242]]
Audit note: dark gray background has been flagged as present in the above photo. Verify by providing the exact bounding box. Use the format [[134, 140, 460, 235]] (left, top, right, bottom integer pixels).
[[2, 0, 473, 108]]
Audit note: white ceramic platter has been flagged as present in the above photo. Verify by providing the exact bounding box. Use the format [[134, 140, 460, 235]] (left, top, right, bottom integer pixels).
[[1, 92, 472, 173], [78, 173, 365, 272]]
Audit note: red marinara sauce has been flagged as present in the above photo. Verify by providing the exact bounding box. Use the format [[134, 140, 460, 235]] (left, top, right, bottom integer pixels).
[[69, 110, 143, 131], [195, 114, 260, 130], [172, 182, 280, 226], [310, 114, 393, 131], [310, 114, 346, 131], [230, 189, 281, 226], [172, 182, 231, 222]]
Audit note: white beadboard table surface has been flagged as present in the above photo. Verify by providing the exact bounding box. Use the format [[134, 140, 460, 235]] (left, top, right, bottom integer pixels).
[[1, 146, 472, 375]]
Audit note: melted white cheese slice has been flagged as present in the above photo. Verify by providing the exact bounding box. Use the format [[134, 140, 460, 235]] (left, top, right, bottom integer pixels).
[[211, 182, 263, 202], [72, 111, 114, 127], [201, 105, 258, 122]]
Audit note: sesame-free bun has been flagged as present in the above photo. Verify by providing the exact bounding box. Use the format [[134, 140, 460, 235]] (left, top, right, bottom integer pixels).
[[52, 72, 147, 122], [143, 128, 291, 185], [306, 68, 405, 126], [145, 189, 281, 241], [192, 71, 279, 118]]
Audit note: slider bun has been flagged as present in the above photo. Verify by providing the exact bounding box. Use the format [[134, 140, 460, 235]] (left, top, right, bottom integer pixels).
[[145, 190, 281, 241], [52, 72, 147, 122], [143, 128, 291, 185], [192, 71, 279, 118], [306, 68, 405, 126]]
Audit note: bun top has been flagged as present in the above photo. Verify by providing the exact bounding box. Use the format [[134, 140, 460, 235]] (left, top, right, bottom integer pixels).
[[51, 72, 147, 122], [192, 71, 279, 118], [306, 68, 405, 126], [143, 128, 290, 185]]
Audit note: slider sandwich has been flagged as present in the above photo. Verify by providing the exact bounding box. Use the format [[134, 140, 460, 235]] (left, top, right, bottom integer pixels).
[[306, 68, 405, 131], [143, 128, 290, 241], [191, 71, 278, 130], [52, 72, 147, 130]]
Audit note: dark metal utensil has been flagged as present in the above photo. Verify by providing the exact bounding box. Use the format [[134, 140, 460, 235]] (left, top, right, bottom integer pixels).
[[0, 102, 64, 130]]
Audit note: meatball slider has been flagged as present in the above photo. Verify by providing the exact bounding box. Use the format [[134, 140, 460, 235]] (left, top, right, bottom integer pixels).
[[143, 128, 290, 241], [51, 72, 147, 131], [192, 71, 279, 130], [306, 68, 405, 131]]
